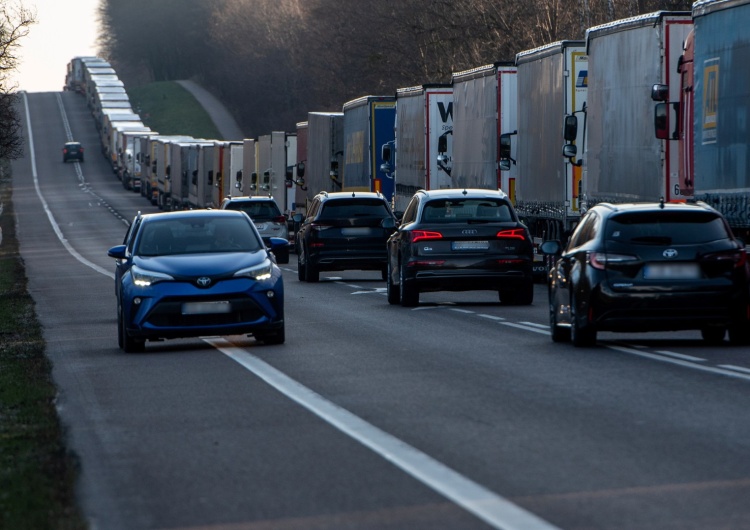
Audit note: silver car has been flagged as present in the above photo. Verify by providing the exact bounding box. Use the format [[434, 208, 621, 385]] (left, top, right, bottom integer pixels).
[[219, 197, 290, 263]]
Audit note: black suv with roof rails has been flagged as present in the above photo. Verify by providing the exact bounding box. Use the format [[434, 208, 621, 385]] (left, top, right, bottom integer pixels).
[[542, 200, 750, 346], [386, 188, 534, 307], [295, 191, 397, 282]]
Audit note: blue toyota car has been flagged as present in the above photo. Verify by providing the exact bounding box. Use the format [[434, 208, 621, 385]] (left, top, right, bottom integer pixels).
[[108, 209, 286, 352]]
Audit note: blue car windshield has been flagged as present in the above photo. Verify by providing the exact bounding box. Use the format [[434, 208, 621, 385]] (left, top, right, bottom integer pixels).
[[137, 217, 263, 256]]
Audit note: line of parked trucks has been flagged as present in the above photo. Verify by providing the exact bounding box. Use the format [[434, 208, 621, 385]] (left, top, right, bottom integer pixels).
[[67, 0, 750, 268]]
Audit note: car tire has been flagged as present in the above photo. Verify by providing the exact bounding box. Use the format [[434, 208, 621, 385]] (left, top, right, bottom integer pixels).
[[119, 303, 145, 353], [728, 322, 750, 345], [500, 281, 534, 305], [297, 253, 306, 281], [549, 295, 570, 343], [117, 304, 124, 349], [399, 262, 418, 307], [701, 327, 726, 345], [304, 249, 319, 283], [386, 260, 400, 305], [256, 324, 285, 345], [275, 247, 290, 265], [570, 295, 596, 347]]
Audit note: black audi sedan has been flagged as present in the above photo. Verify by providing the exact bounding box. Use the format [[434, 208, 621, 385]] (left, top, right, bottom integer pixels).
[[386, 188, 534, 307], [542, 201, 750, 347]]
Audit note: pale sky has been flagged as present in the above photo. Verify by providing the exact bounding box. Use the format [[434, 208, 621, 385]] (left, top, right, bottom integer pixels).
[[12, 0, 101, 92]]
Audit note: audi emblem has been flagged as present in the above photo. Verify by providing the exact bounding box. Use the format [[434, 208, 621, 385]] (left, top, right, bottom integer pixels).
[[462, 229, 478, 235], [663, 249, 678, 259], [196, 277, 212, 287]]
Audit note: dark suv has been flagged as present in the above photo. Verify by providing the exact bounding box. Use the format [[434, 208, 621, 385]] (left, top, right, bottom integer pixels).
[[296, 191, 397, 282], [63, 141, 84, 162], [386, 188, 534, 306], [542, 201, 750, 346]]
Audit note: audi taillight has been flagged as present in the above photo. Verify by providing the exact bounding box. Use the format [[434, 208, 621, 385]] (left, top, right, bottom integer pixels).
[[496, 228, 526, 240], [410, 230, 443, 243]]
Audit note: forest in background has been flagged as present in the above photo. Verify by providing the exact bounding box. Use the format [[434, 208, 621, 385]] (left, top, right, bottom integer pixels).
[[98, 0, 691, 138]]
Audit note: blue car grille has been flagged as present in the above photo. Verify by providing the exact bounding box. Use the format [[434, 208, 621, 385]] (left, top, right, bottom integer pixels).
[[145, 296, 266, 327]]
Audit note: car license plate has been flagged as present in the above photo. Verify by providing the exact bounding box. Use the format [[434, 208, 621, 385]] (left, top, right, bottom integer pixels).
[[452, 240, 489, 250], [182, 301, 232, 315], [341, 227, 372, 236], [642, 263, 700, 280]]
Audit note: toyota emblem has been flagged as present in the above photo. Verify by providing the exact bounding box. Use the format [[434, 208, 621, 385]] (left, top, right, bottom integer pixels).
[[196, 277, 212, 287], [663, 249, 678, 259]]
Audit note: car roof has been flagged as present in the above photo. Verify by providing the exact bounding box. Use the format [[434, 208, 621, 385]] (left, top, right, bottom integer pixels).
[[316, 191, 386, 200], [417, 188, 509, 200], [139, 209, 249, 223], [222, 196, 278, 203], [593, 201, 718, 216], [65, 141, 81, 146]]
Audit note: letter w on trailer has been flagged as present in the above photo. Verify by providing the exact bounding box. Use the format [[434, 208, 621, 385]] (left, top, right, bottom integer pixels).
[[388, 84, 454, 214]]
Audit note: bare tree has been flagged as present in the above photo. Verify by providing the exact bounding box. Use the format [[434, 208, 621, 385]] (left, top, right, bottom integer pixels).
[[0, 0, 35, 160]]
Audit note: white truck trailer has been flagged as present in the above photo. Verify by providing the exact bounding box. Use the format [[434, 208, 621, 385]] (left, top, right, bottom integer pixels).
[[385, 84, 453, 213], [451, 63, 518, 200], [583, 11, 692, 206], [514, 41, 588, 245]]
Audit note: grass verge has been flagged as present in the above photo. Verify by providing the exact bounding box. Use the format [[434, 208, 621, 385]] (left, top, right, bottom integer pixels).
[[128, 81, 224, 140], [0, 164, 87, 529]]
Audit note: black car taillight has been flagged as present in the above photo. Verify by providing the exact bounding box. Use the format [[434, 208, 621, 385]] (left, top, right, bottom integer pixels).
[[588, 252, 639, 270], [410, 230, 443, 243], [496, 228, 526, 240], [702, 248, 747, 268]]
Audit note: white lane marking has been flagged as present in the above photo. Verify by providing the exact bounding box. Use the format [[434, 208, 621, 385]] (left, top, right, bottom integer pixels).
[[352, 288, 387, 295], [654, 350, 706, 362], [22, 93, 115, 279], [206, 338, 560, 530], [500, 322, 550, 335], [606, 344, 750, 382], [479, 314, 506, 321], [449, 308, 476, 314], [521, 321, 549, 330], [718, 365, 750, 375]]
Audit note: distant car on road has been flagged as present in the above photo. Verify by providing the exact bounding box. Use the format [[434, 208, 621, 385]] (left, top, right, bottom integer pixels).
[[542, 200, 750, 346], [62, 141, 84, 162], [220, 196, 290, 264], [386, 188, 535, 307], [107, 209, 287, 352], [295, 191, 397, 282]]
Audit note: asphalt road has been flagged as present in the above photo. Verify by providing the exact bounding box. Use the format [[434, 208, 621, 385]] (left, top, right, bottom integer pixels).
[[10, 91, 750, 530]]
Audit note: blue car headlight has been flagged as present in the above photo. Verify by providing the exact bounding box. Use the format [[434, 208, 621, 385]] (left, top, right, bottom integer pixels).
[[130, 265, 175, 287], [234, 259, 274, 281]]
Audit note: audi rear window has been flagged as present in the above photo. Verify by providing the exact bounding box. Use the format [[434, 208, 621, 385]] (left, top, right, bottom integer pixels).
[[422, 199, 513, 223], [606, 212, 730, 245]]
